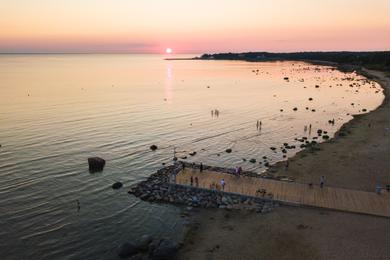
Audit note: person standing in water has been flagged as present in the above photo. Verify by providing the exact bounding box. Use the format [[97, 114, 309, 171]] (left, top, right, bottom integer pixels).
[[200, 163, 203, 172], [190, 176, 194, 186], [76, 200, 80, 212]]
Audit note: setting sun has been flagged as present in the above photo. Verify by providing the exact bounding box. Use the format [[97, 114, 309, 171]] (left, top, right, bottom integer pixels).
[[166, 48, 172, 54]]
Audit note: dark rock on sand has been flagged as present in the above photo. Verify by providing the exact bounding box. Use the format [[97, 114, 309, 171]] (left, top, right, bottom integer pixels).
[[118, 242, 138, 258], [112, 182, 123, 189], [88, 157, 106, 172], [225, 149, 232, 153], [249, 159, 256, 163], [189, 151, 197, 156], [293, 107, 298, 111], [150, 145, 158, 151]]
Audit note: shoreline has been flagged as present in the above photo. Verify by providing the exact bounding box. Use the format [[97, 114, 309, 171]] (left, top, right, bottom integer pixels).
[[177, 64, 390, 259], [268, 66, 389, 191]]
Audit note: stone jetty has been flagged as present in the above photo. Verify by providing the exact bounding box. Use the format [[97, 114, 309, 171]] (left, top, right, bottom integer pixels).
[[128, 162, 276, 213]]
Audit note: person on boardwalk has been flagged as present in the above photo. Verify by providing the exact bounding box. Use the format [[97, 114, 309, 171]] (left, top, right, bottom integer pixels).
[[195, 177, 199, 187], [190, 176, 194, 186], [320, 175, 325, 188], [376, 183, 382, 194], [200, 163, 203, 172], [220, 178, 225, 191]]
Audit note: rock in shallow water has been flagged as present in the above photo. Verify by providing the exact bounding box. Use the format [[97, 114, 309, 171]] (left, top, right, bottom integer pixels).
[[112, 182, 123, 189], [88, 157, 105, 173]]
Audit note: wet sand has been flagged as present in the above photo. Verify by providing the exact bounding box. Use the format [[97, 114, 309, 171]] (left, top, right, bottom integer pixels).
[[178, 68, 390, 259]]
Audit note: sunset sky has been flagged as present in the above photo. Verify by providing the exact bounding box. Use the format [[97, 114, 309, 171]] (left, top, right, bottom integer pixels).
[[1, 0, 389, 53]]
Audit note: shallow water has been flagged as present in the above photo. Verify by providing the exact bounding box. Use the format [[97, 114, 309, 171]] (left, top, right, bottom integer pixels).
[[0, 54, 384, 259]]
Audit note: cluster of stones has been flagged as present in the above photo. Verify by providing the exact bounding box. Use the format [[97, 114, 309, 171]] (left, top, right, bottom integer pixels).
[[128, 163, 275, 213]]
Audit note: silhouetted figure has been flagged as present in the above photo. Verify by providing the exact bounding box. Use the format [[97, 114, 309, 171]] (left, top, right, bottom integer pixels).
[[285, 160, 289, 170], [200, 163, 203, 172], [190, 176, 194, 186], [320, 176, 325, 188], [76, 200, 80, 212]]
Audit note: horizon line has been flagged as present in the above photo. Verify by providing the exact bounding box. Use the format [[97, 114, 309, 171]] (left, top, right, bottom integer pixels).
[[1, 50, 390, 55]]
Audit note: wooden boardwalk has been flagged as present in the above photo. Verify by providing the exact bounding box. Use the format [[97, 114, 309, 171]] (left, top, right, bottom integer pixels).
[[176, 168, 390, 218]]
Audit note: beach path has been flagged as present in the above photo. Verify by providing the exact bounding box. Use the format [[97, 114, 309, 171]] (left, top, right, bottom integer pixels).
[[176, 168, 390, 218]]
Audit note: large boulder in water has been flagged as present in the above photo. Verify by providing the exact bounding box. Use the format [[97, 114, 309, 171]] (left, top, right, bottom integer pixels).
[[88, 157, 105, 173], [151, 239, 178, 260], [118, 242, 138, 258]]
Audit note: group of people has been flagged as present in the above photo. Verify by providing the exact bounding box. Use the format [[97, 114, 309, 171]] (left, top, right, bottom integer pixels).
[[190, 176, 199, 187], [303, 124, 312, 134], [256, 120, 262, 131], [209, 179, 226, 191], [211, 109, 220, 117]]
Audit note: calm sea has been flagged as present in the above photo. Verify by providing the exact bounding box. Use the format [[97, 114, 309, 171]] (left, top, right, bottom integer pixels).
[[0, 54, 384, 259]]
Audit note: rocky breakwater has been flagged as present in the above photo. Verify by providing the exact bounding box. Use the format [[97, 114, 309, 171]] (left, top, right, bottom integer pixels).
[[128, 163, 275, 213]]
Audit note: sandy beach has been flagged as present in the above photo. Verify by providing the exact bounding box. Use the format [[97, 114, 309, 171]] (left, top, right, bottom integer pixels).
[[178, 68, 390, 259]]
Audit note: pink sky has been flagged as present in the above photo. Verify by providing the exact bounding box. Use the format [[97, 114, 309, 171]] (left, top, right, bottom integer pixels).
[[1, 0, 389, 53]]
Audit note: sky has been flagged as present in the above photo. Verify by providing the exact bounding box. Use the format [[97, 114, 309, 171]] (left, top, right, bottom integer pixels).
[[0, 0, 390, 53]]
